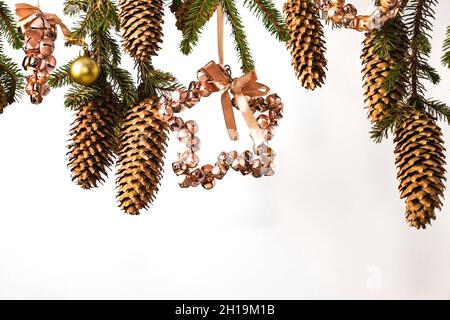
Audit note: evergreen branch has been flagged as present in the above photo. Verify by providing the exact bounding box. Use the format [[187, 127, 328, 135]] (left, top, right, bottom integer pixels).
[[180, 0, 218, 55], [370, 103, 408, 143], [442, 25, 450, 68], [417, 62, 440, 84], [63, 0, 89, 16], [48, 60, 77, 88], [105, 63, 137, 108], [64, 84, 101, 109], [221, 0, 255, 72], [243, 0, 289, 42], [381, 63, 405, 94], [405, 0, 438, 99], [424, 99, 450, 124], [0, 0, 23, 49], [0, 53, 24, 103], [138, 64, 183, 98]]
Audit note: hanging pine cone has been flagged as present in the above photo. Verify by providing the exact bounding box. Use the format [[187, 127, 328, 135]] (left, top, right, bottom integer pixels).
[[119, 0, 164, 62], [361, 19, 408, 123], [284, 0, 327, 90], [67, 88, 120, 189], [170, 0, 193, 31], [394, 110, 447, 229], [116, 98, 168, 215], [0, 83, 7, 114]]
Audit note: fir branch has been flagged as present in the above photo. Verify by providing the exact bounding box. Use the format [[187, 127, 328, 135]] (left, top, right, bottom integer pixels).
[[48, 60, 76, 88], [370, 104, 408, 143], [137, 61, 183, 98], [105, 63, 137, 108], [381, 63, 405, 94], [405, 0, 438, 99], [180, 0, 218, 55], [0, 0, 23, 49], [63, 0, 89, 16], [221, 0, 255, 72], [417, 62, 440, 84], [442, 25, 450, 68], [243, 0, 289, 42], [424, 99, 450, 124], [64, 84, 101, 109], [62, 0, 136, 108], [0, 53, 24, 103]]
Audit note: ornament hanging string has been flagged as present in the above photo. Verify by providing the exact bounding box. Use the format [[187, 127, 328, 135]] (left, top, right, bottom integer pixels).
[[213, 3, 269, 144]]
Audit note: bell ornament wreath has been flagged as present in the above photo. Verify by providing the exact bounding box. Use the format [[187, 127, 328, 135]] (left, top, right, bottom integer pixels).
[[0, 0, 449, 230]]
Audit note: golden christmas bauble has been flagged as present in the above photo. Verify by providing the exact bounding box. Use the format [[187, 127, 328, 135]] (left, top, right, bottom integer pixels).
[[70, 56, 100, 86]]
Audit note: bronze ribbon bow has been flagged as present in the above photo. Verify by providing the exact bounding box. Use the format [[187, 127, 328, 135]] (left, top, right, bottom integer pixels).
[[15, 3, 72, 37], [199, 61, 270, 143]]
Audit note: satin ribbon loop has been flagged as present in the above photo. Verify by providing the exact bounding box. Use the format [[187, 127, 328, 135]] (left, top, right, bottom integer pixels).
[[15, 3, 72, 38], [197, 61, 271, 142]]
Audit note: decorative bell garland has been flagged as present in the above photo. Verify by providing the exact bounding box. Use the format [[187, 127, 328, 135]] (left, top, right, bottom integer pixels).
[[316, 0, 401, 32], [15, 3, 71, 104], [158, 61, 283, 190]]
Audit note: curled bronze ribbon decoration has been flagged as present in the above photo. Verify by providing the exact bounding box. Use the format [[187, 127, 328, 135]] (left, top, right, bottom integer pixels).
[[198, 61, 270, 142], [15, 3, 72, 37]]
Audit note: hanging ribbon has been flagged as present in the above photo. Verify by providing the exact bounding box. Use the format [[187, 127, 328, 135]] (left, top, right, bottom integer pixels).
[[199, 3, 269, 143], [197, 61, 270, 143], [15, 3, 72, 37]]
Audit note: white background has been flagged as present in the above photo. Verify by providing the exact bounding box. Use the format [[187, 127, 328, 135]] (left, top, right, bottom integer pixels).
[[0, 0, 449, 299]]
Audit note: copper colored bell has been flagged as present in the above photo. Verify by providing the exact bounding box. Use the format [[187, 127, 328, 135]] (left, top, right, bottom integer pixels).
[[25, 37, 40, 53], [44, 55, 57, 71], [37, 70, 49, 83], [39, 37, 55, 57]]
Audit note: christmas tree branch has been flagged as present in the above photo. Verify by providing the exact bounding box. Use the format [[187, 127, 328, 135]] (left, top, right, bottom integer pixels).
[[424, 99, 450, 124], [48, 60, 77, 88], [442, 25, 450, 68], [370, 103, 409, 143], [0, 0, 23, 49], [405, 0, 438, 102], [221, 0, 255, 72], [0, 54, 23, 104], [243, 0, 289, 42], [180, 0, 219, 55], [61, 0, 137, 108], [64, 84, 101, 109]]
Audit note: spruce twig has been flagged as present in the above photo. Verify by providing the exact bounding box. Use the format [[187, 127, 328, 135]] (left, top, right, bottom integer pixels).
[[442, 25, 450, 68], [221, 0, 255, 72]]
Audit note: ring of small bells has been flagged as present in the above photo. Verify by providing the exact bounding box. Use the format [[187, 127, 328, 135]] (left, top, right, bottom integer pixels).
[[158, 66, 284, 190], [317, 0, 400, 32], [21, 16, 58, 104]]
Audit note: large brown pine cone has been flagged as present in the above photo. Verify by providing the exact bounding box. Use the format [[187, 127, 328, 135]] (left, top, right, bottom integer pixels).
[[115, 98, 168, 215], [394, 110, 447, 229], [119, 0, 164, 62], [284, 0, 327, 90], [67, 88, 121, 189], [361, 19, 408, 123]]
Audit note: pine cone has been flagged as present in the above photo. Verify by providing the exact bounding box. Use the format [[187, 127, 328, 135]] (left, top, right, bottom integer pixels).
[[67, 88, 120, 189], [361, 19, 408, 123], [116, 98, 168, 215], [171, 0, 193, 31], [0, 83, 7, 114], [284, 0, 327, 90], [394, 110, 447, 229], [119, 0, 164, 62]]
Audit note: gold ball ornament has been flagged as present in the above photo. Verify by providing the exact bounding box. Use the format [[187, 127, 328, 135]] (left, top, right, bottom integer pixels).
[[70, 56, 100, 86]]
